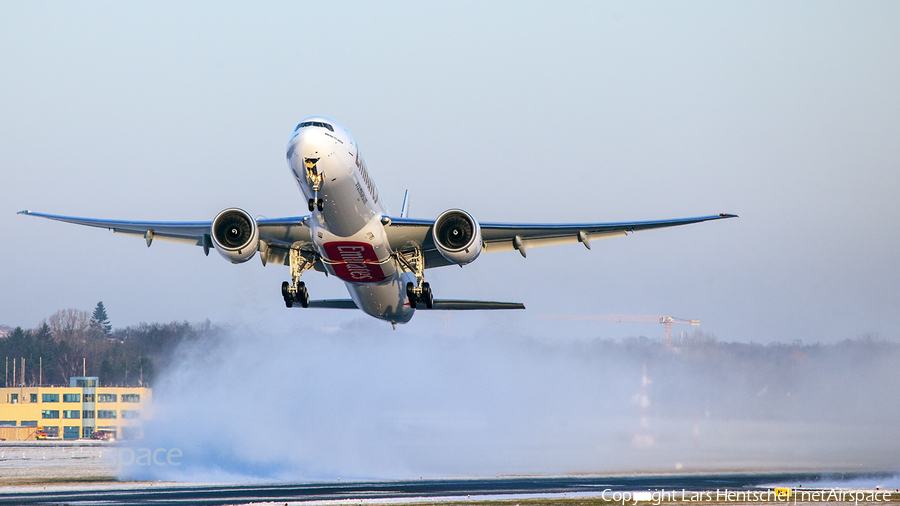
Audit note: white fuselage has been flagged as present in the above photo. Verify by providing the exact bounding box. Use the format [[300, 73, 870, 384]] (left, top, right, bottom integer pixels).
[[286, 117, 416, 324]]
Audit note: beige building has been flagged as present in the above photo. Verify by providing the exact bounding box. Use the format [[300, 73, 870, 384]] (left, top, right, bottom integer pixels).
[[0, 377, 151, 441]]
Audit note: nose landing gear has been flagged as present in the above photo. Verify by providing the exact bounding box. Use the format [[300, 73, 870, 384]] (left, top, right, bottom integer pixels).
[[307, 197, 324, 212], [305, 158, 325, 213]]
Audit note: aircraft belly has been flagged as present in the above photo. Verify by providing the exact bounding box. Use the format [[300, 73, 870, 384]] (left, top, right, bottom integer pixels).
[[346, 270, 415, 323]]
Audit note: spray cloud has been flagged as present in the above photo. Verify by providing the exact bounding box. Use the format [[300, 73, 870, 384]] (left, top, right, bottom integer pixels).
[[124, 317, 900, 482]]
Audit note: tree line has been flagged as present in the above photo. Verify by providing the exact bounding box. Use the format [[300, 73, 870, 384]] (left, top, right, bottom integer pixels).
[[1, 303, 216, 388]]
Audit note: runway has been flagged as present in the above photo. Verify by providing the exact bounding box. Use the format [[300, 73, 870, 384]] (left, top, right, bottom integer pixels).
[[0, 472, 894, 506]]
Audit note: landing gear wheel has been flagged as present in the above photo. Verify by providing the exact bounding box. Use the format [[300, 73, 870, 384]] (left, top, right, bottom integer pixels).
[[308, 198, 315, 212], [282, 281, 293, 307], [422, 282, 433, 309], [406, 282, 417, 308], [298, 281, 309, 308], [316, 198, 324, 212], [283, 280, 309, 308]]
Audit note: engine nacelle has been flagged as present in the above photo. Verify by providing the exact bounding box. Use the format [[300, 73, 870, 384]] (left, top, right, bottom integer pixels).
[[432, 209, 482, 265], [211, 208, 259, 264]]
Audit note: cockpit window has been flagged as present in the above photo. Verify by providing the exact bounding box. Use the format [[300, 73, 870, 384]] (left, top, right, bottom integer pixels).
[[294, 121, 334, 132]]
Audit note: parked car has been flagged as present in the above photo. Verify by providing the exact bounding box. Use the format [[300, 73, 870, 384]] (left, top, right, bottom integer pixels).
[[90, 429, 115, 441]]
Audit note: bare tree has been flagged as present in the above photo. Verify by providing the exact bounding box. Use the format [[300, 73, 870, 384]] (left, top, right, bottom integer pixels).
[[44, 309, 91, 343], [42, 309, 92, 381]]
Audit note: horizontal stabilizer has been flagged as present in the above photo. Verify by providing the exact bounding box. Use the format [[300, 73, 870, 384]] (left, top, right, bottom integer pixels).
[[297, 299, 525, 310], [306, 299, 359, 309], [418, 300, 525, 310]]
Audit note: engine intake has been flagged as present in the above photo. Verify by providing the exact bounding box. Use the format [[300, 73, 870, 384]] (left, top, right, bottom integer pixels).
[[432, 209, 482, 265], [211, 208, 259, 264]]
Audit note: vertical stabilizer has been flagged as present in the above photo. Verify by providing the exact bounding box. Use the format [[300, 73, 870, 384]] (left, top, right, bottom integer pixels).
[[400, 190, 410, 218]]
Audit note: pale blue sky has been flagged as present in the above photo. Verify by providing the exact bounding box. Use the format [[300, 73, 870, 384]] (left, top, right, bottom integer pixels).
[[2, 1, 898, 343]]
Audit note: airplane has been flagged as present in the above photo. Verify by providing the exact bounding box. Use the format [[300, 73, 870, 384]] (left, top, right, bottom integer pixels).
[[19, 116, 737, 328]]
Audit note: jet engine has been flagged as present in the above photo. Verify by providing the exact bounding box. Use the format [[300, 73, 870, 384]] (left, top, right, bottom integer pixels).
[[211, 208, 259, 264], [432, 209, 482, 265]]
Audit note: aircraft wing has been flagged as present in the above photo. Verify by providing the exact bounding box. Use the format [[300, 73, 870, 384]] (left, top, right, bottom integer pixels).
[[385, 213, 738, 268], [16, 210, 315, 268], [19, 209, 737, 271]]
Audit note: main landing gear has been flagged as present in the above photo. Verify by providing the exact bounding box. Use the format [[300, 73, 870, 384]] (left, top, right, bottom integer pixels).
[[396, 248, 433, 309], [407, 281, 433, 309], [282, 248, 316, 308], [282, 280, 309, 308]]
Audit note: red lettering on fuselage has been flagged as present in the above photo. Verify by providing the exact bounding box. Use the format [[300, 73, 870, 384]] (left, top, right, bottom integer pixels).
[[322, 242, 386, 283]]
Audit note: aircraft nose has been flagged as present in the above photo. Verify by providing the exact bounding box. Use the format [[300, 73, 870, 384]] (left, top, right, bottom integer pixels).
[[295, 128, 329, 159]]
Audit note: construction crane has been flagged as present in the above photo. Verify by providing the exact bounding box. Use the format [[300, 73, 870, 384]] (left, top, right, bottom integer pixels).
[[542, 314, 700, 348]]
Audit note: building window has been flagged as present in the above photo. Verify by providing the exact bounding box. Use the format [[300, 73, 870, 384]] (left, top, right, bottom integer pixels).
[[30, 393, 38, 403], [63, 394, 81, 402], [20, 420, 37, 427], [121, 394, 140, 403], [63, 410, 80, 419], [121, 410, 141, 419], [82, 411, 94, 419], [41, 410, 60, 419], [98, 393, 117, 403], [75, 379, 97, 387], [83, 394, 95, 402], [97, 410, 117, 419], [42, 393, 59, 403], [0, 421, 15, 426], [9, 394, 18, 403], [42, 426, 59, 438]]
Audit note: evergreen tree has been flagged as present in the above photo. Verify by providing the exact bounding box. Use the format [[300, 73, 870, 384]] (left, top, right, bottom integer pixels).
[[34, 322, 52, 341], [91, 301, 112, 335]]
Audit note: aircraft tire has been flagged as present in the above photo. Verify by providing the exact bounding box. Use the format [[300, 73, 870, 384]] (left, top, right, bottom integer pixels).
[[422, 282, 433, 309], [406, 282, 417, 308], [298, 282, 309, 308]]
